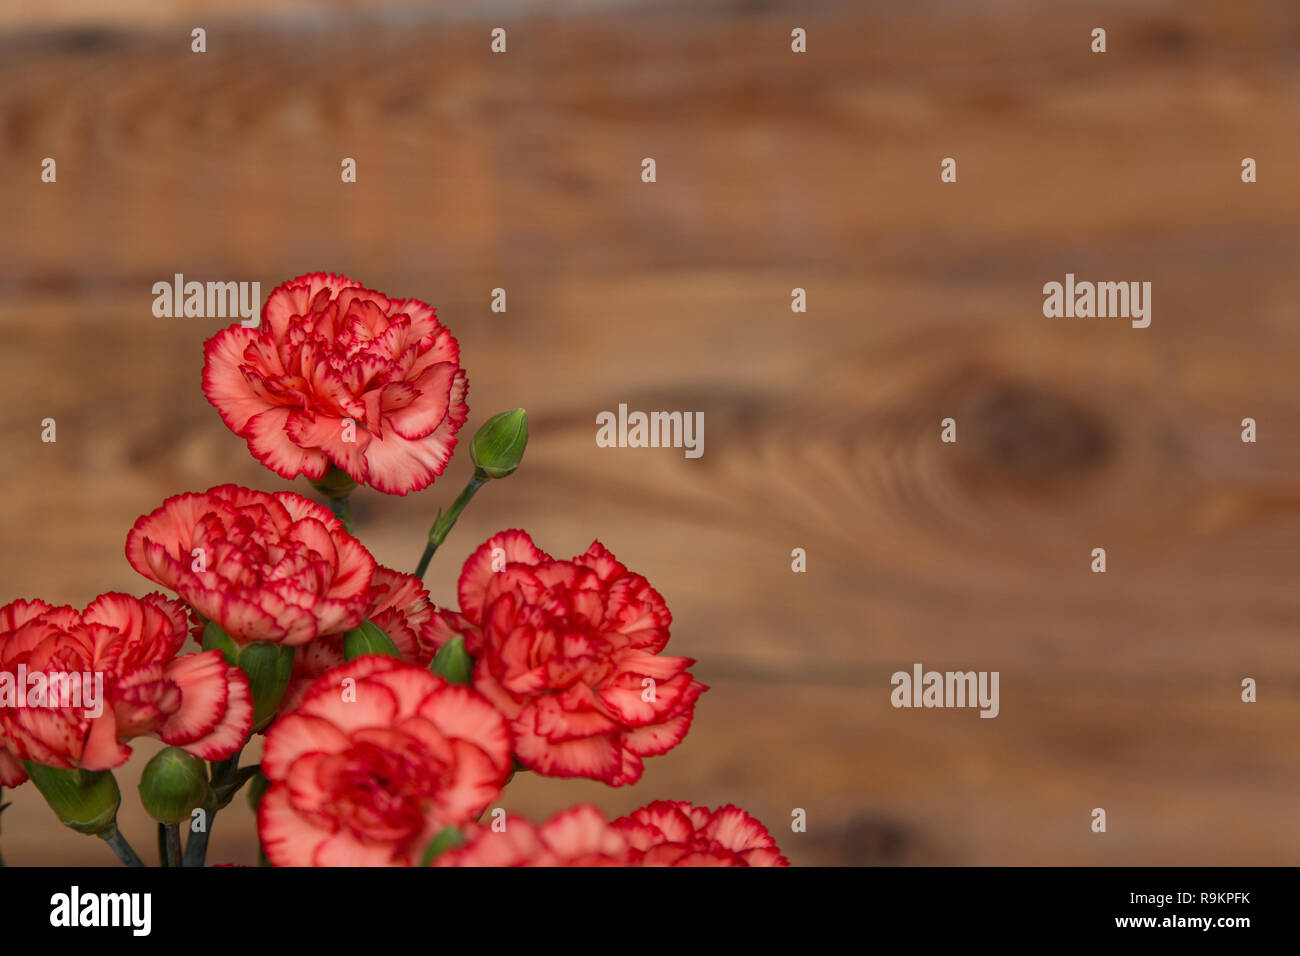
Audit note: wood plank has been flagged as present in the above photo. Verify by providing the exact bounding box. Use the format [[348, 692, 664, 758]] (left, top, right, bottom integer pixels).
[[1, 0, 1298, 863]]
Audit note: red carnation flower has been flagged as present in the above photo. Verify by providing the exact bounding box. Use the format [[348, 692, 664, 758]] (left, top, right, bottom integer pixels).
[[258, 656, 511, 866], [613, 800, 789, 866], [126, 484, 377, 647], [202, 272, 468, 495], [0, 594, 251, 775], [430, 530, 707, 787], [438, 801, 789, 867], [436, 805, 632, 867], [279, 566, 440, 713]]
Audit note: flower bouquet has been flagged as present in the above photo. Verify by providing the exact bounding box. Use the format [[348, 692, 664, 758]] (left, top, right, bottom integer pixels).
[[0, 273, 787, 867]]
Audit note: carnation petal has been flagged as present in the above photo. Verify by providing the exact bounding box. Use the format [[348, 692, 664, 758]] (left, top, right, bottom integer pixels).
[[531, 692, 620, 742], [201, 326, 269, 434], [244, 407, 331, 481], [539, 805, 630, 860], [457, 530, 547, 626], [572, 540, 628, 582], [263, 273, 362, 335], [415, 684, 512, 774], [0, 598, 56, 632], [79, 707, 132, 771], [361, 409, 460, 495], [158, 651, 231, 746], [261, 713, 351, 781], [0, 747, 28, 786], [125, 492, 217, 582], [431, 740, 508, 825], [313, 831, 408, 867], [181, 666, 253, 760], [385, 362, 457, 441], [511, 721, 624, 784], [259, 783, 335, 866], [621, 708, 696, 758], [702, 804, 780, 852], [435, 818, 545, 867], [285, 409, 372, 481]]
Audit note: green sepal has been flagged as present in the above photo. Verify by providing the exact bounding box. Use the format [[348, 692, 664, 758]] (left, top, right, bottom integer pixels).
[[431, 635, 474, 685], [342, 620, 402, 662], [24, 763, 121, 836]]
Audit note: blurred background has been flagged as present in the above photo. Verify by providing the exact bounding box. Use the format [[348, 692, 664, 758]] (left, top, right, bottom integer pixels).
[[1, 0, 1299, 865]]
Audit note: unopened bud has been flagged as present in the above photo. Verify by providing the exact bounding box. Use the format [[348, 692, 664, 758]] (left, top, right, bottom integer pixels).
[[138, 747, 211, 823], [471, 408, 528, 479]]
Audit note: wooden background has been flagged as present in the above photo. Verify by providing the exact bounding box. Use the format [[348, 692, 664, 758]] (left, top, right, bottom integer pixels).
[[1, 0, 1298, 865]]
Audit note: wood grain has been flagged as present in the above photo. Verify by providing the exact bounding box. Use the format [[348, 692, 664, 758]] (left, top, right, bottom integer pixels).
[[1, 0, 1298, 865]]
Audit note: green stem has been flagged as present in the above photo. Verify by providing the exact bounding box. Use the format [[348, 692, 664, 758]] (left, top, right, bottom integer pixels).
[[210, 749, 244, 792], [183, 821, 210, 868], [326, 494, 353, 534], [183, 748, 248, 868], [310, 466, 358, 534], [415, 473, 488, 579], [159, 822, 182, 867], [100, 824, 146, 867]]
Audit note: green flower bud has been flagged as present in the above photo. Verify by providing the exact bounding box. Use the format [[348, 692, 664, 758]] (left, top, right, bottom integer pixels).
[[343, 620, 401, 662], [24, 763, 121, 836], [470, 408, 528, 479], [138, 747, 211, 824], [237, 642, 296, 731], [431, 634, 474, 685]]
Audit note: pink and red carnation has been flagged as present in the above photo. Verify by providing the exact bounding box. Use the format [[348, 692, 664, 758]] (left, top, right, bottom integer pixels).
[[613, 800, 789, 866], [0, 593, 251, 777], [125, 484, 377, 647], [202, 272, 468, 495], [430, 530, 707, 787], [258, 656, 511, 866], [438, 801, 788, 866], [436, 805, 632, 867]]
